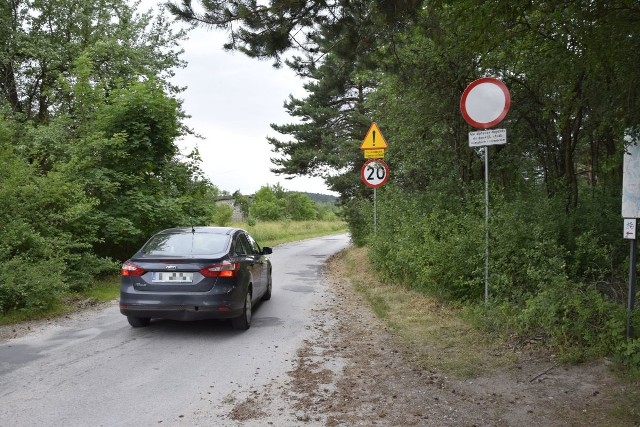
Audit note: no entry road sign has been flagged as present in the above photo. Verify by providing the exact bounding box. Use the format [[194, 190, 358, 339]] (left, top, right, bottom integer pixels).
[[460, 77, 510, 129]]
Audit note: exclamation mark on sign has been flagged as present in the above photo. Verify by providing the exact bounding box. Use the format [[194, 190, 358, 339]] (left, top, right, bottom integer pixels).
[[373, 131, 376, 147]]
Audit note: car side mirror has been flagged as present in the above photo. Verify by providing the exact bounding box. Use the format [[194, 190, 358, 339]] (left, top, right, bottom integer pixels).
[[262, 247, 273, 255]]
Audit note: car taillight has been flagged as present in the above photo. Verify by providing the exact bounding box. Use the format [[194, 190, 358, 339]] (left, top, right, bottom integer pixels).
[[200, 261, 239, 278], [121, 261, 145, 277]]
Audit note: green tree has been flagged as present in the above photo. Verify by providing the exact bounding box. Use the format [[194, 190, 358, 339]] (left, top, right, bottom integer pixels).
[[232, 190, 250, 219], [213, 204, 233, 226], [1, 0, 186, 123], [268, 54, 373, 198], [250, 185, 287, 221], [62, 78, 217, 260], [167, 0, 422, 69], [449, 0, 640, 208], [248, 185, 319, 221], [285, 193, 318, 221], [1, 1, 219, 261], [0, 118, 113, 312]]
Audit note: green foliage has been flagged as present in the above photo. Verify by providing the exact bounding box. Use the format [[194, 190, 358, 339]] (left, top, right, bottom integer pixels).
[[519, 282, 626, 362], [366, 185, 484, 301], [564, 188, 627, 286], [0, 2, 218, 314], [316, 203, 339, 221], [96, 79, 181, 176], [249, 185, 320, 221], [167, 0, 413, 70], [286, 193, 318, 221], [213, 204, 234, 226], [616, 338, 640, 374], [340, 196, 373, 247], [0, 255, 66, 313], [250, 186, 287, 221], [488, 192, 569, 304], [59, 78, 219, 260], [1, 0, 187, 122], [0, 141, 114, 312]]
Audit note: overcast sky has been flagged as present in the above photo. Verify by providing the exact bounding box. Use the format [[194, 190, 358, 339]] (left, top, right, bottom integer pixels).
[[140, 2, 333, 195]]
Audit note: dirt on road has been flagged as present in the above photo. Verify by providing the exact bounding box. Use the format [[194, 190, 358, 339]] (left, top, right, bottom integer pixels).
[[224, 250, 638, 427]]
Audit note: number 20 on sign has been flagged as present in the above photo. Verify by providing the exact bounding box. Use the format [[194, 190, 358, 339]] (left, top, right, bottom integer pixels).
[[361, 159, 389, 188]]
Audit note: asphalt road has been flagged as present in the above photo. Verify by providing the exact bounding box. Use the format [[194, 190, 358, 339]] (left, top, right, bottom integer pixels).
[[0, 234, 351, 426]]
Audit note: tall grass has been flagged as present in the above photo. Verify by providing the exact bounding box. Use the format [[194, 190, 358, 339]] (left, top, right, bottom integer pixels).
[[237, 220, 348, 247]]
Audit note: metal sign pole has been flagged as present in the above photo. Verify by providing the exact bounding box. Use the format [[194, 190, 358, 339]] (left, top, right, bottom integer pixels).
[[361, 158, 388, 235], [484, 146, 490, 305], [374, 187, 378, 235], [628, 237, 637, 338], [460, 78, 510, 307]]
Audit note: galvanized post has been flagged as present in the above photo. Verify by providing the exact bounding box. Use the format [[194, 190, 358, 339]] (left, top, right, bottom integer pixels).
[[484, 146, 490, 305], [374, 187, 378, 235], [628, 237, 637, 339]]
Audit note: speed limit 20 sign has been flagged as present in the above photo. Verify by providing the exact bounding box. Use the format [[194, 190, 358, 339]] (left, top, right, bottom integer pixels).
[[361, 159, 389, 188]]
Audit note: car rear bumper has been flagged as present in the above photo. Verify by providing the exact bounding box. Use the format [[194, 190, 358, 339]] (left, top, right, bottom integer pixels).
[[119, 303, 243, 321], [119, 285, 246, 321]]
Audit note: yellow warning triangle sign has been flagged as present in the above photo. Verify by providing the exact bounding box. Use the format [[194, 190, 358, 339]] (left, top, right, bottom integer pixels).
[[360, 122, 388, 150]]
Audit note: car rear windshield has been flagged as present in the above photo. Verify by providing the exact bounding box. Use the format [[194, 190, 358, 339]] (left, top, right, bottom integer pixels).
[[140, 232, 230, 256]]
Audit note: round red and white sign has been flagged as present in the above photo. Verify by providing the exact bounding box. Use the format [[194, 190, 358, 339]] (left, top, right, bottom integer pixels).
[[361, 159, 389, 188], [460, 77, 510, 129]]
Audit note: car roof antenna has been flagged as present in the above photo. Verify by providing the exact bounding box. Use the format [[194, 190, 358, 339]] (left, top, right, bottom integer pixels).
[[190, 218, 195, 233]]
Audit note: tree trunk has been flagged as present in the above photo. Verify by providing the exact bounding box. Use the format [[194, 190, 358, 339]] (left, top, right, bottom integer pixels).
[[0, 63, 22, 113]]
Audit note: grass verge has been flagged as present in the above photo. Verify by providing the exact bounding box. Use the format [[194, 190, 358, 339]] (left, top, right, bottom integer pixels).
[[338, 246, 513, 378], [239, 220, 348, 247], [0, 275, 121, 326], [336, 246, 640, 425]]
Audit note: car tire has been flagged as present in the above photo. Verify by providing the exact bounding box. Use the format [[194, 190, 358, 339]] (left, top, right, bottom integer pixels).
[[127, 316, 151, 327], [232, 291, 252, 330], [261, 271, 272, 301]]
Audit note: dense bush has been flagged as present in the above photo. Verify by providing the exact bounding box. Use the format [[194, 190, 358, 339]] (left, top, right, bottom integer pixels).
[[0, 143, 114, 312], [250, 184, 321, 221], [518, 280, 627, 362], [488, 192, 569, 304], [250, 186, 288, 220], [213, 204, 234, 226], [340, 197, 373, 247], [0, 255, 66, 312], [353, 182, 637, 365], [367, 185, 484, 301]]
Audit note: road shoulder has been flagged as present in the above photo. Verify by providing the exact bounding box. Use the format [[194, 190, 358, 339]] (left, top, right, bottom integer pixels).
[[223, 248, 637, 426]]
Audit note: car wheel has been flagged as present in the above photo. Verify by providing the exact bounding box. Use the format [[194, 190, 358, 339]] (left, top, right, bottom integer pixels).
[[127, 316, 150, 327], [232, 291, 252, 330], [261, 271, 272, 301]]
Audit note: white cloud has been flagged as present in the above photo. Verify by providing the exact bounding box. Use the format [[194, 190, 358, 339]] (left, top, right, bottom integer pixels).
[[140, 3, 334, 195]]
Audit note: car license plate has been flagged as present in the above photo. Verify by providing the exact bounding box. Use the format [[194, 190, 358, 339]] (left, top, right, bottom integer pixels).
[[152, 272, 193, 283]]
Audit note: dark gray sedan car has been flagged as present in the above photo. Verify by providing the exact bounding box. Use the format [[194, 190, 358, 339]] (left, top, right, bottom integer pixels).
[[119, 227, 272, 330]]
